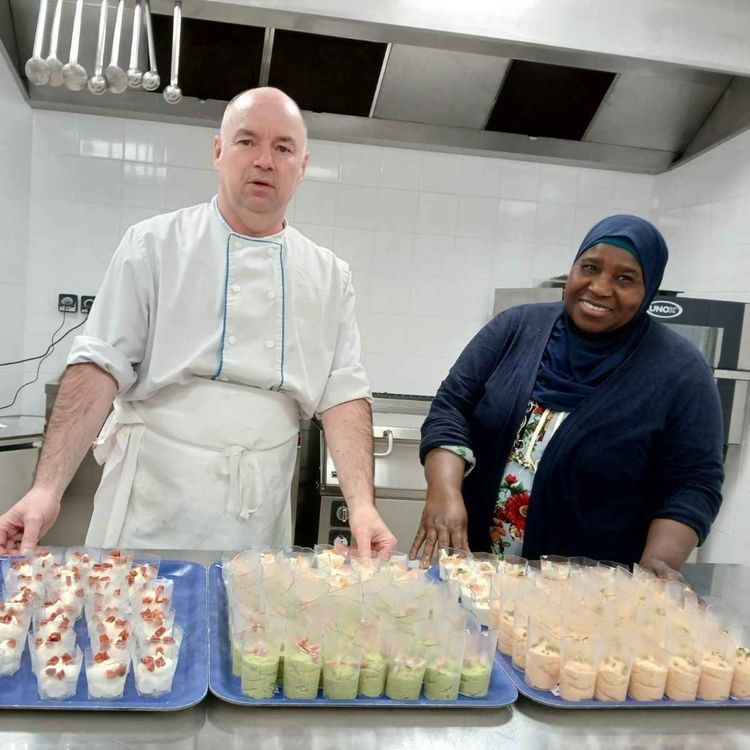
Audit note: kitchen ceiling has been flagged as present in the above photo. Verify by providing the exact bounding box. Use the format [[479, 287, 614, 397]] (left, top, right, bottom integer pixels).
[[2, 0, 749, 174]]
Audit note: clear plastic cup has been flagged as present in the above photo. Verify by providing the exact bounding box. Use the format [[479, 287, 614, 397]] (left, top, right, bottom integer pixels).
[[559, 635, 600, 701], [85, 642, 132, 700], [87, 609, 133, 654], [64, 546, 100, 576], [540, 555, 570, 580], [424, 624, 466, 701], [36, 645, 82, 700], [323, 626, 362, 700], [313, 543, 348, 573], [2, 556, 47, 603], [0, 636, 25, 676], [731, 643, 750, 699], [46, 571, 85, 621], [280, 546, 315, 573], [437, 547, 472, 582], [472, 552, 500, 577], [525, 620, 561, 691], [32, 610, 73, 642], [500, 553, 527, 578], [127, 553, 161, 594], [386, 625, 426, 701], [594, 637, 632, 701], [238, 626, 281, 699], [348, 548, 382, 581], [85, 578, 130, 611], [28, 629, 76, 676], [134, 635, 180, 698], [460, 628, 498, 698], [135, 606, 176, 644], [283, 617, 323, 699], [697, 631, 736, 701], [595, 637, 632, 701], [0, 601, 32, 642], [137, 578, 174, 616], [32, 547, 65, 571], [355, 619, 389, 698], [665, 633, 701, 701], [629, 638, 669, 701], [223, 550, 262, 586]]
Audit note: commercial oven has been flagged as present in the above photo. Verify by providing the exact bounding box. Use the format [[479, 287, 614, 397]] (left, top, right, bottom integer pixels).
[[302, 394, 431, 549]]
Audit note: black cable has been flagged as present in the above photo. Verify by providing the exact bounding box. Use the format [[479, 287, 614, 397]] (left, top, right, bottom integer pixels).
[[0, 310, 78, 367], [0, 315, 88, 411]]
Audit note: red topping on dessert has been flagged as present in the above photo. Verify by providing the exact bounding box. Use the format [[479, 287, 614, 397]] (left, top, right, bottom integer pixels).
[[94, 651, 109, 663]]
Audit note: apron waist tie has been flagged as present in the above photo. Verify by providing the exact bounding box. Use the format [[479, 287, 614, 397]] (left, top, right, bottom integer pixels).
[[218, 446, 264, 520]]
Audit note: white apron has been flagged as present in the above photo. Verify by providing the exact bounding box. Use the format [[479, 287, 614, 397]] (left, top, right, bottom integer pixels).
[[85, 378, 299, 550]]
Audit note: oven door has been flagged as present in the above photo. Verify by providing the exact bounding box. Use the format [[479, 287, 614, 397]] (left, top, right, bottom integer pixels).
[[318, 493, 425, 550]]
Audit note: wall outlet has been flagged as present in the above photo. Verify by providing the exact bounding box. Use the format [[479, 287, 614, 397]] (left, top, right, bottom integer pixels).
[[58, 293, 78, 313], [81, 295, 96, 314]]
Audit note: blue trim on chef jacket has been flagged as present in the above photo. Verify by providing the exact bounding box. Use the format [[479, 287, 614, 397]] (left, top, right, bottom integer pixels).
[[210, 197, 287, 385], [212, 234, 232, 380], [279, 245, 286, 389]]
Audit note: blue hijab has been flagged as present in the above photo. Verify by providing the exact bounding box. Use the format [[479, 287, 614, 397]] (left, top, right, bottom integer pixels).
[[530, 214, 669, 412]]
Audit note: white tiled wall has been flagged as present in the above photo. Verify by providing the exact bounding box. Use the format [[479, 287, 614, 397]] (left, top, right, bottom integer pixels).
[[16, 110, 656, 414], [652, 126, 750, 564], [0, 59, 31, 412], [5, 60, 750, 564]]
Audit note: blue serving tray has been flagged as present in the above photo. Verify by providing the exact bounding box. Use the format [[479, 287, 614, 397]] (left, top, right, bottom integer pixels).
[[495, 652, 750, 709], [0, 559, 208, 710], [208, 562, 517, 708]]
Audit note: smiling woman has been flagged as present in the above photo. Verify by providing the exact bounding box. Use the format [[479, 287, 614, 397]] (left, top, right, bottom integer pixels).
[[411, 214, 724, 580]]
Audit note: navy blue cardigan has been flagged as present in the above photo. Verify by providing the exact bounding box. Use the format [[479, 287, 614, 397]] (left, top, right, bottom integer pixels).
[[420, 302, 724, 564]]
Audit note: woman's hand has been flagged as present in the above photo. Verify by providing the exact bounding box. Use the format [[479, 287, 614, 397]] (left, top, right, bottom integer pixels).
[[409, 485, 468, 568], [639, 556, 686, 583], [0, 488, 62, 554]]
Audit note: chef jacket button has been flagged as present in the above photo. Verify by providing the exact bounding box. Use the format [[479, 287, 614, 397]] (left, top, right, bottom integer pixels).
[[231, 284, 240, 293], [227, 335, 236, 345], [267, 247, 275, 256], [265, 340, 275, 349], [267, 291, 276, 300]]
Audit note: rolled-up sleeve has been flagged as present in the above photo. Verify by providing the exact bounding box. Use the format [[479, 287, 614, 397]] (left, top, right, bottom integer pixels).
[[66, 225, 153, 395], [315, 268, 371, 415], [652, 360, 724, 544]]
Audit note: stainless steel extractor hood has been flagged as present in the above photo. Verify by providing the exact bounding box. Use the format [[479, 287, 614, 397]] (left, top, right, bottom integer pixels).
[[2, 0, 750, 174]]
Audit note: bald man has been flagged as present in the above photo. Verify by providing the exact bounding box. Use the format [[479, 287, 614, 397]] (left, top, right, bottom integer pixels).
[[0, 88, 396, 556]]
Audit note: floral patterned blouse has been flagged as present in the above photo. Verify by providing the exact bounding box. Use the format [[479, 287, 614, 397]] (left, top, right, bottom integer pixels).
[[441, 399, 568, 558]]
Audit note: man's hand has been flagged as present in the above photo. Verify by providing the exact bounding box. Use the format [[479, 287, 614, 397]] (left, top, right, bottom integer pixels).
[[409, 485, 468, 568], [0, 488, 62, 554], [348, 504, 397, 559], [639, 556, 686, 583]]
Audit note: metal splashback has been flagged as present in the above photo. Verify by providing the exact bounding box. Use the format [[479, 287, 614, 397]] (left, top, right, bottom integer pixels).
[[4, 0, 750, 172]]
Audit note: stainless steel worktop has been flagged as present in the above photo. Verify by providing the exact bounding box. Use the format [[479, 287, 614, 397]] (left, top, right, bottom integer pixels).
[[1, 554, 749, 750]]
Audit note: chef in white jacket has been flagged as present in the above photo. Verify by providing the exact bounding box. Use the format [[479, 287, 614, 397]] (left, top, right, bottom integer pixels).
[[0, 87, 396, 555]]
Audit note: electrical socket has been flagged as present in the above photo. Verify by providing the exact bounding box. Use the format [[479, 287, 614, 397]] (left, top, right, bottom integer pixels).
[[58, 293, 78, 313], [81, 296, 96, 314]]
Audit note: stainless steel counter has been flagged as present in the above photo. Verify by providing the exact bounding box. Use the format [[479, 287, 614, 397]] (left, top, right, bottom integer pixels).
[[2, 555, 749, 750]]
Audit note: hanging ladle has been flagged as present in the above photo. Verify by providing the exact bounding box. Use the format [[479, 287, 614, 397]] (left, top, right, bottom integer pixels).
[[163, 0, 182, 103], [44, 0, 64, 86], [87, 0, 108, 94], [25, 0, 50, 86], [104, 0, 128, 93], [141, 0, 160, 91], [62, 0, 87, 90], [127, 0, 143, 88]]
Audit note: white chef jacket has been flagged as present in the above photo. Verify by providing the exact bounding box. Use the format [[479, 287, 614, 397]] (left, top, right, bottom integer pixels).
[[66, 197, 371, 418]]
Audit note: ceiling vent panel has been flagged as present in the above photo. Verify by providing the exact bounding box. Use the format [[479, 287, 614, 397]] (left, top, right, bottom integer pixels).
[[268, 29, 387, 117], [374, 44, 509, 129], [486, 60, 616, 140], [151, 15, 264, 101], [583, 71, 730, 152]]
